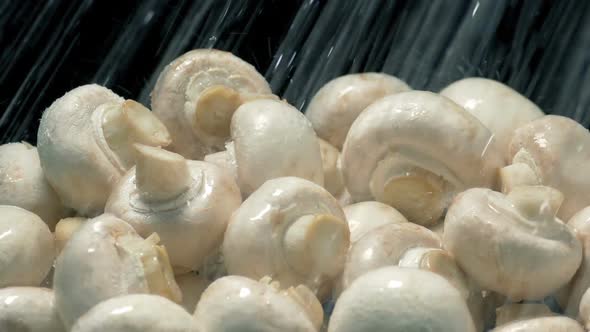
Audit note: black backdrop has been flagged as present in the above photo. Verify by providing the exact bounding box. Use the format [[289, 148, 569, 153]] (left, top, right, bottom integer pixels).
[[1, 0, 589, 144]]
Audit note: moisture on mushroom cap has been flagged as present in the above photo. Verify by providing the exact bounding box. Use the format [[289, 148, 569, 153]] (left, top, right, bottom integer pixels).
[[193, 275, 322, 332], [509, 115, 590, 221], [0, 287, 65, 332], [71, 294, 199, 332], [444, 187, 582, 300], [440, 77, 544, 161], [0, 205, 55, 288], [328, 266, 476, 332], [223, 177, 349, 297], [341, 90, 503, 226], [305, 73, 410, 150], [151, 49, 272, 160], [105, 144, 242, 273], [0, 142, 67, 230], [53, 214, 180, 328], [37, 84, 171, 216]]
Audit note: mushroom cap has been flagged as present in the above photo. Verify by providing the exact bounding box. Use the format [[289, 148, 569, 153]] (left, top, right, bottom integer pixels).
[[509, 115, 590, 221], [579, 287, 590, 329], [176, 272, 210, 313], [444, 188, 582, 300], [564, 206, 590, 317], [106, 160, 241, 272], [305, 73, 410, 149], [223, 177, 348, 295], [495, 303, 554, 327], [193, 275, 321, 332], [151, 49, 271, 159], [0, 205, 55, 287], [0, 287, 65, 332], [440, 77, 544, 161], [328, 266, 476, 332], [318, 138, 345, 197], [54, 217, 86, 254], [231, 99, 324, 196], [343, 201, 408, 243], [53, 214, 180, 328], [37, 84, 125, 216], [341, 91, 503, 222], [71, 294, 199, 332], [491, 316, 583, 332], [0, 143, 67, 229], [340, 222, 441, 290]]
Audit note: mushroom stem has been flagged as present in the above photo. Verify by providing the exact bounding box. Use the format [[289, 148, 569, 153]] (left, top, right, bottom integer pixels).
[[507, 186, 564, 220], [102, 100, 171, 169], [116, 232, 182, 303], [55, 217, 86, 253], [194, 85, 278, 137], [500, 163, 540, 194], [134, 144, 191, 203], [283, 214, 349, 278]]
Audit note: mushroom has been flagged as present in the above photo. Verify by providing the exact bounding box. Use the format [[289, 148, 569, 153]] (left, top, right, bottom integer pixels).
[[222, 177, 349, 297], [440, 77, 544, 161], [71, 294, 199, 332], [176, 272, 210, 313], [491, 316, 583, 332], [444, 186, 582, 300], [564, 206, 590, 317], [54, 217, 86, 253], [0, 287, 65, 332], [305, 73, 410, 150], [151, 49, 273, 160], [105, 144, 242, 273], [508, 115, 590, 220], [37, 84, 171, 216], [0, 205, 55, 287], [495, 303, 554, 326], [343, 201, 407, 243], [579, 287, 590, 329], [340, 222, 441, 292], [193, 275, 322, 332], [318, 138, 345, 197], [328, 266, 476, 332], [0, 142, 68, 230], [53, 214, 181, 328], [204, 99, 324, 197], [341, 91, 503, 226]]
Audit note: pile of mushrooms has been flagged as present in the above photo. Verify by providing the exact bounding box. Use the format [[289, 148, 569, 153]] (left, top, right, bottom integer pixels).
[[3, 48, 590, 331]]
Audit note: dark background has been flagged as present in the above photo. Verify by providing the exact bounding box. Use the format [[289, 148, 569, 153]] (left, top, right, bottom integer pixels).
[[1, 0, 589, 145]]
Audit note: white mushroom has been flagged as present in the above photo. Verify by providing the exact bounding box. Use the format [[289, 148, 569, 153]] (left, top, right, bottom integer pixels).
[[564, 206, 590, 317], [305, 73, 410, 149], [491, 316, 583, 332], [343, 201, 407, 243], [579, 287, 590, 329], [340, 222, 441, 291], [328, 266, 476, 332], [71, 294, 199, 332], [194, 275, 322, 331], [444, 187, 582, 300], [318, 138, 345, 197], [223, 177, 349, 297], [54, 217, 86, 253], [341, 91, 503, 226], [151, 49, 272, 159], [0, 205, 55, 287], [176, 272, 210, 313], [205, 99, 324, 197], [440, 77, 544, 160], [53, 214, 180, 328], [105, 144, 241, 273], [495, 303, 554, 327], [0, 287, 65, 332], [508, 115, 590, 220], [38, 85, 171, 216], [0, 142, 68, 229]]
